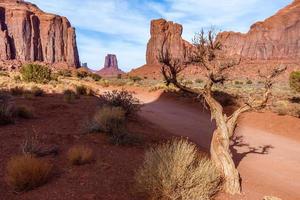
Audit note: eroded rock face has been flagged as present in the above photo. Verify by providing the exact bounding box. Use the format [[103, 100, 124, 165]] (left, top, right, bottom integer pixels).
[[218, 0, 300, 61], [146, 18, 194, 65], [97, 54, 124, 77], [0, 0, 80, 68]]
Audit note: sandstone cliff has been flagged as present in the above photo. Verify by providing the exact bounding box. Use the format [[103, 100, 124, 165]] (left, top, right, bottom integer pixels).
[[97, 54, 124, 77], [0, 0, 80, 68], [218, 0, 300, 61], [146, 18, 193, 66], [131, 1, 300, 78]]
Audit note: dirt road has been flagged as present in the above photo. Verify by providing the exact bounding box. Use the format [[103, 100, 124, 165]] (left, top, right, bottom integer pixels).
[[135, 89, 300, 200]]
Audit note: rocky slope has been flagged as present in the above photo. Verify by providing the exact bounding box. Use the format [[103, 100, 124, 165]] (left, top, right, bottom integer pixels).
[[97, 54, 124, 77], [218, 0, 300, 61], [0, 0, 80, 69], [131, 1, 300, 78]]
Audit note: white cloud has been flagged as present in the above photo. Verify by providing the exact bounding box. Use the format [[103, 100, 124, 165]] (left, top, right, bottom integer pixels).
[[29, 0, 292, 71]]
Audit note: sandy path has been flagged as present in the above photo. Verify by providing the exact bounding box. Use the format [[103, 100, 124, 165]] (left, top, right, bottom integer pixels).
[[134, 89, 300, 200]]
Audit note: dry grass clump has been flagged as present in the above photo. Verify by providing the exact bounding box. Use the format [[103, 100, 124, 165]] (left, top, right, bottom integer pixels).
[[0, 100, 15, 125], [63, 89, 78, 103], [93, 106, 126, 134], [290, 71, 300, 93], [10, 86, 25, 96], [67, 146, 94, 165], [31, 86, 44, 97], [135, 138, 222, 200], [6, 155, 52, 192], [75, 85, 88, 96], [98, 90, 141, 116], [15, 105, 34, 119]]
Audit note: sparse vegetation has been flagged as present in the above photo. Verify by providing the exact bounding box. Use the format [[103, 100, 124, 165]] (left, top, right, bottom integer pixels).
[[98, 90, 141, 116], [10, 86, 25, 96], [67, 146, 94, 165], [75, 85, 88, 96], [135, 139, 222, 200], [15, 105, 33, 119], [20, 64, 52, 84], [90, 73, 102, 81], [130, 76, 142, 82], [31, 86, 44, 97], [6, 155, 52, 192], [63, 89, 78, 103], [58, 69, 72, 77], [75, 68, 90, 79], [290, 71, 300, 93], [0, 100, 15, 125], [92, 106, 126, 134]]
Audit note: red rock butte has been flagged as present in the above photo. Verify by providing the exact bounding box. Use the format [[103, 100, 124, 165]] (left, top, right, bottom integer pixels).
[[131, 0, 300, 78], [97, 54, 124, 77], [0, 0, 80, 68]]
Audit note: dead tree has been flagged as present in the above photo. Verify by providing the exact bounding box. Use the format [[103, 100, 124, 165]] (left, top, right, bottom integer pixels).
[[159, 29, 286, 194]]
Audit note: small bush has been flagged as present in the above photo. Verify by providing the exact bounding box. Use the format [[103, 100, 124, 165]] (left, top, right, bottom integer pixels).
[[63, 89, 78, 103], [246, 80, 253, 84], [290, 71, 300, 93], [195, 79, 203, 84], [130, 76, 142, 82], [75, 85, 87, 96], [75, 68, 90, 79], [135, 139, 222, 200], [234, 80, 243, 85], [31, 86, 44, 97], [0, 101, 15, 125], [67, 146, 94, 165], [15, 105, 33, 119], [6, 155, 52, 192], [99, 90, 140, 116], [14, 75, 21, 82], [58, 69, 72, 77], [90, 73, 102, 81], [0, 71, 9, 76], [109, 132, 142, 146], [93, 106, 126, 134], [20, 64, 52, 84], [10, 86, 25, 96]]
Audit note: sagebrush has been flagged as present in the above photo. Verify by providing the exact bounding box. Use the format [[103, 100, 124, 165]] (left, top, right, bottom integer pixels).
[[135, 138, 222, 200], [6, 155, 52, 191], [20, 64, 52, 84], [98, 90, 141, 116]]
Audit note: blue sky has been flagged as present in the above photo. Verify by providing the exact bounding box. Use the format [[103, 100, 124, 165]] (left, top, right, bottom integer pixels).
[[29, 0, 292, 71]]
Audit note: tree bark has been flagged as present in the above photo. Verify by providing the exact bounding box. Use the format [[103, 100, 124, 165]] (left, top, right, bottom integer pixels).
[[210, 129, 241, 194]]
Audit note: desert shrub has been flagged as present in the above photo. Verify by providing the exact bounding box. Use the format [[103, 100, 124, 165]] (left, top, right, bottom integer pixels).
[[14, 75, 21, 82], [90, 73, 102, 81], [234, 80, 243, 85], [67, 146, 94, 165], [99, 79, 110, 87], [75, 68, 90, 79], [0, 71, 9, 76], [63, 89, 78, 103], [93, 106, 126, 134], [117, 74, 122, 79], [195, 79, 203, 84], [10, 86, 25, 96], [58, 69, 72, 77], [31, 86, 44, 97], [75, 85, 88, 96], [109, 132, 142, 146], [290, 71, 300, 93], [98, 90, 141, 116], [20, 64, 52, 84], [0, 101, 15, 125], [130, 76, 142, 82], [6, 155, 52, 192], [15, 105, 33, 119], [135, 139, 222, 200], [246, 80, 253, 84]]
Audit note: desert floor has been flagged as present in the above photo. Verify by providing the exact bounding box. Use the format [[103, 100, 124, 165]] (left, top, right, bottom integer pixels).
[[1, 86, 299, 200]]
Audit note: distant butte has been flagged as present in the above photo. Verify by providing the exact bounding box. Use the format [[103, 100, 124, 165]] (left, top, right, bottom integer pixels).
[[97, 54, 124, 77]]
